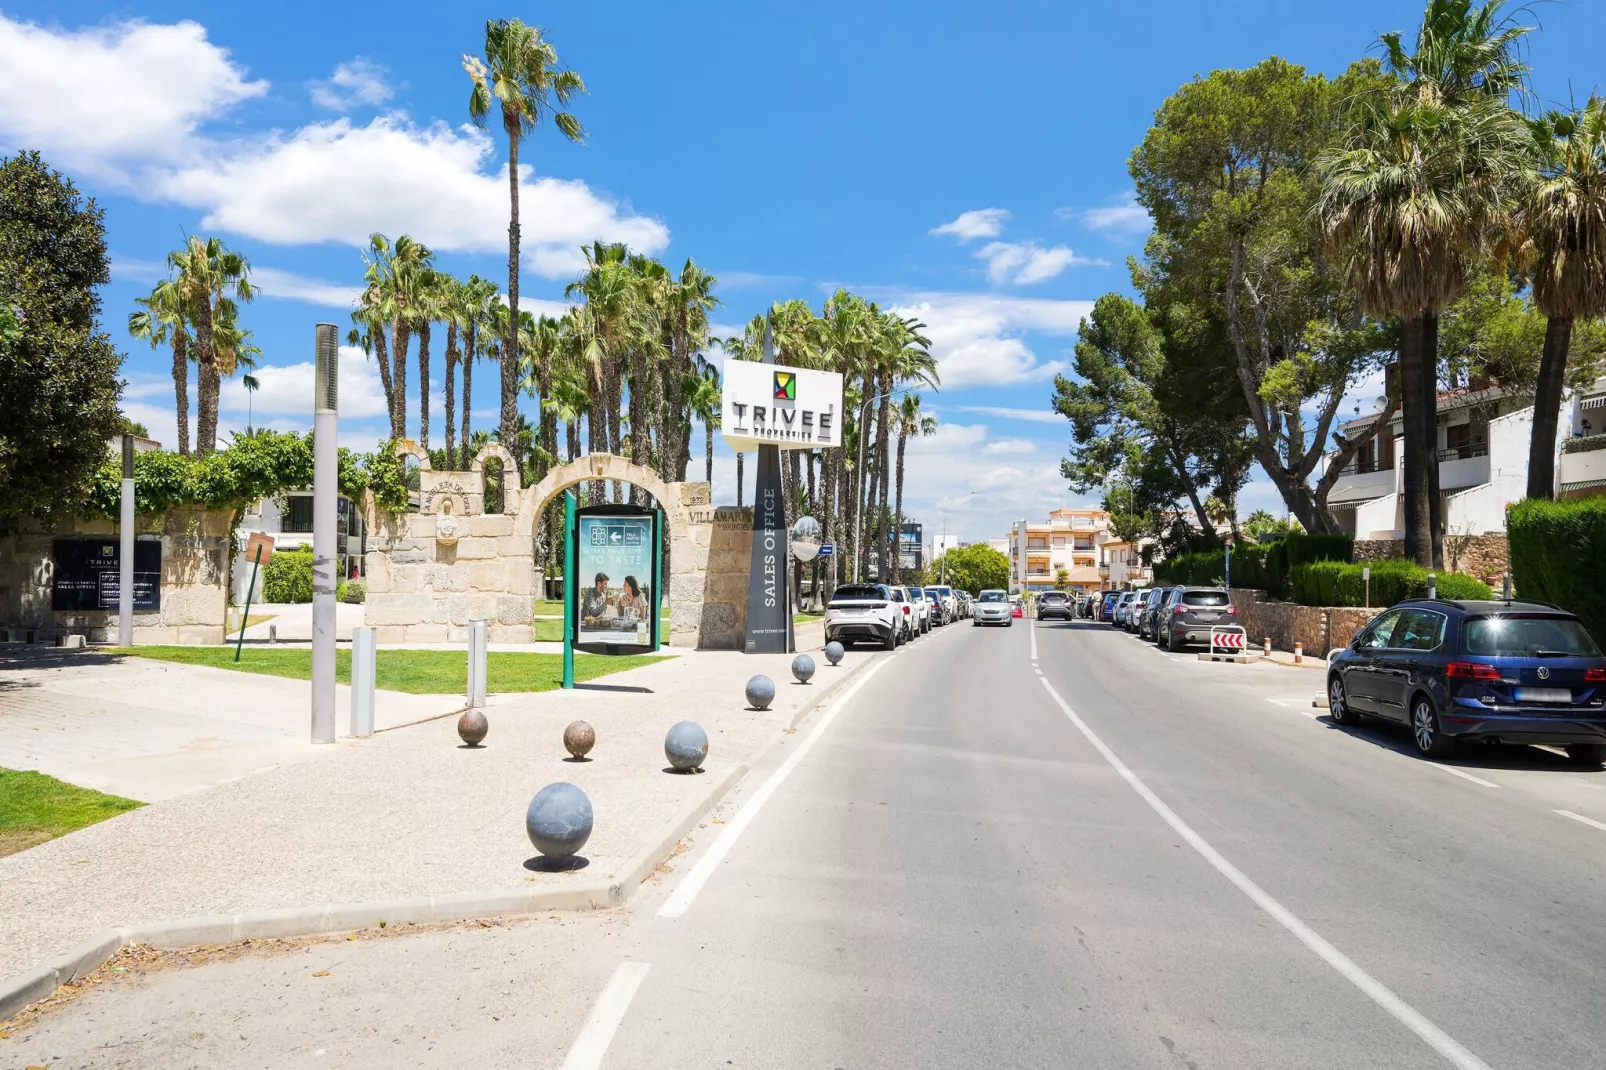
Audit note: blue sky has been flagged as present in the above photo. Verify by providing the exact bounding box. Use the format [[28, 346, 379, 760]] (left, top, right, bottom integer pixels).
[[4, 1, 1604, 542]]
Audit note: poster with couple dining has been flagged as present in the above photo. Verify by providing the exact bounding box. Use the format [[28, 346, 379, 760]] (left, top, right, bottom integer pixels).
[[573, 507, 661, 654]]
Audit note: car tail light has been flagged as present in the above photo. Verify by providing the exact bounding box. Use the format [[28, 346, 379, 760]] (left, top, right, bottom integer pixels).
[[1446, 661, 1502, 681], [1172, 604, 1185, 615], [902, 606, 911, 614], [1586, 667, 1606, 683], [1224, 603, 1238, 616]]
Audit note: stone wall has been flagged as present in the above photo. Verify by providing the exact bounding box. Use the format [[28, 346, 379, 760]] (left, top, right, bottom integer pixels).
[[691, 506, 753, 650], [363, 509, 534, 644], [0, 507, 233, 645], [1354, 534, 1509, 585], [1229, 589, 1379, 658]]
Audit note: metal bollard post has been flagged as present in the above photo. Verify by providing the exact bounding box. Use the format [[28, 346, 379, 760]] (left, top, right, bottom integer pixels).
[[1294, 641, 1304, 664], [1427, 573, 1437, 600], [350, 626, 376, 738], [467, 619, 488, 708], [1263, 637, 1271, 657], [268, 623, 277, 645]]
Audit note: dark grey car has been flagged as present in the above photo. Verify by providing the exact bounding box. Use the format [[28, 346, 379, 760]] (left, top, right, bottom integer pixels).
[[1156, 586, 1237, 650], [1142, 586, 1181, 641]]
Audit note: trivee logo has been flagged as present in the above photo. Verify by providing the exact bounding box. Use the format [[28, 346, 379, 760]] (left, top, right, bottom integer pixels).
[[773, 371, 796, 400]]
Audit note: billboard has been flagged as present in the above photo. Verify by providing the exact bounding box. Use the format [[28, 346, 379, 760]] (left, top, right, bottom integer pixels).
[[572, 506, 660, 655], [720, 360, 845, 453], [52, 538, 161, 612]]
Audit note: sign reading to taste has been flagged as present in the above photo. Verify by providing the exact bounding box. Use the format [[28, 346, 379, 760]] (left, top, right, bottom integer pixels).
[[720, 361, 844, 453]]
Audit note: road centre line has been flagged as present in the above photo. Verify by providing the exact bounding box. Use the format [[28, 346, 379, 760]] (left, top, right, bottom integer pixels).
[[558, 961, 652, 1070], [1029, 616, 1038, 660], [1035, 674, 1493, 1070], [1422, 763, 1500, 789], [656, 657, 892, 919], [1554, 809, 1606, 833]]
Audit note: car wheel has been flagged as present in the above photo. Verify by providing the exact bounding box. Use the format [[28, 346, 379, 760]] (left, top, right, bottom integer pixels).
[[1411, 696, 1456, 758], [1327, 675, 1359, 726], [1565, 743, 1606, 767], [883, 632, 898, 651]]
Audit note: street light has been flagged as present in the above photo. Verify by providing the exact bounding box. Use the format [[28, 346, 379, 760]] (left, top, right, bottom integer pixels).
[[851, 388, 907, 583]]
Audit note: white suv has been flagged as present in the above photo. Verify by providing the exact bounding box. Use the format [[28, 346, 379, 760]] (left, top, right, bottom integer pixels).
[[904, 586, 932, 634], [826, 583, 901, 650], [926, 585, 958, 623]]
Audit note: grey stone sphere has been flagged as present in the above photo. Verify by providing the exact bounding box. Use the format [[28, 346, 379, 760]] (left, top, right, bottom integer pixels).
[[745, 673, 776, 710], [525, 782, 593, 858], [664, 720, 709, 772], [457, 709, 488, 746], [564, 720, 596, 759], [791, 654, 816, 684], [824, 641, 845, 666]]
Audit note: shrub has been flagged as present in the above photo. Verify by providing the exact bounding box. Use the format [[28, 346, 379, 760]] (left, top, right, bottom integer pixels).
[[1508, 496, 1606, 644], [1290, 559, 1491, 607], [341, 580, 366, 604], [262, 546, 313, 603]]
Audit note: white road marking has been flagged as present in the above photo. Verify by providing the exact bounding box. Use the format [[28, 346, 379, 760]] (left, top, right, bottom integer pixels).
[[559, 961, 652, 1070], [1554, 809, 1606, 833], [657, 658, 891, 919], [1029, 617, 1038, 660], [1423, 763, 1500, 789], [1036, 675, 1493, 1070]]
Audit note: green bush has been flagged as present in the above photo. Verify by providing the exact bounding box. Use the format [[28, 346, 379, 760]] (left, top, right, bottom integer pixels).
[[341, 580, 366, 604], [262, 546, 313, 603], [1508, 496, 1606, 644], [1290, 559, 1491, 607], [1265, 532, 1354, 599], [1154, 550, 1222, 586]]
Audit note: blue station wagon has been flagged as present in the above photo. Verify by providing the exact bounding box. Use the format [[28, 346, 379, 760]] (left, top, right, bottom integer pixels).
[[1327, 599, 1606, 764]]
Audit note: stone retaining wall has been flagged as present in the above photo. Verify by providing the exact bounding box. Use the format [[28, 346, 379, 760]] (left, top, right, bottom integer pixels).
[[363, 509, 535, 644], [0, 508, 233, 645], [690, 506, 752, 650], [1228, 589, 1379, 657], [1354, 534, 1509, 586]]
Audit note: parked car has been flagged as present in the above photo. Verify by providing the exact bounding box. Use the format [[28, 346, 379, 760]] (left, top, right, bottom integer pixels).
[[1037, 590, 1074, 621], [1156, 586, 1237, 651], [889, 585, 916, 643], [1010, 595, 1025, 619], [972, 589, 1012, 626], [1136, 587, 1168, 640], [1327, 598, 1606, 764], [924, 587, 948, 626], [906, 586, 932, 634], [1100, 591, 1119, 621], [1144, 586, 1182, 643], [955, 591, 971, 619], [1113, 591, 1139, 629], [825, 583, 901, 650], [926, 584, 958, 623]]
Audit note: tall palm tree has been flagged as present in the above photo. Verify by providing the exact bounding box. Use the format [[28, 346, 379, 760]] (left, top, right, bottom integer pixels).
[[465, 18, 586, 462], [891, 393, 937, 583], [361, 233, 433, 440], [412, 267, 447, 452], [459, 275, 502, 466], [685, 365, 722, 485], [167, 236, 253, 454], [1316, 0, 1531, 566], [1522, 96, 1606, 498], [662, 261, 720, 480], [128, 279, 191, 454], [243, 373, 260, 433]]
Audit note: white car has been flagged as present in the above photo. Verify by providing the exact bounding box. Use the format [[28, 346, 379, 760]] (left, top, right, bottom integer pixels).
[[972, 589, 1013, 626], [890, 585, 917, 642], [904, 585, 932, 634], [825, 583, 901, 650], [926, 584, 958, 623]]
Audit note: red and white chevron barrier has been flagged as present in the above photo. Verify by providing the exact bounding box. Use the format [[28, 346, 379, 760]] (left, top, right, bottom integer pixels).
[[1209, 626, 1247, 651]]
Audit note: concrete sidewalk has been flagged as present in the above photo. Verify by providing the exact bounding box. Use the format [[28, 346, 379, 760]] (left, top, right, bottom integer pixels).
[[0, 630, 859, 988]]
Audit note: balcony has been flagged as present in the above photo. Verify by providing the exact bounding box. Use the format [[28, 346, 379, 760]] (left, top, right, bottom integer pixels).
[[1328, 464, 1395, 506], [1560, 434, 1606, 496], [1438, 444, 1490, 491]]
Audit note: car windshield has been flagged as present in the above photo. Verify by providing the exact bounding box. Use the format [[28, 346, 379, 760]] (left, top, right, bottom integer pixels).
[[1041, 593, 1066, 602], [1462, 615, 1602, 657], [1182, 591, 1229, 606], [909, 588, 924, 598], [979, 591, 1007, 602], [929, 586, 952, 596], [831, 585, 885, 601]]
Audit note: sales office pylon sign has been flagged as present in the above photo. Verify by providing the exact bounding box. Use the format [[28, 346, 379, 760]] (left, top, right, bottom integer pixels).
[[720, 361, 844, 454], [721, 360, 843, 653]]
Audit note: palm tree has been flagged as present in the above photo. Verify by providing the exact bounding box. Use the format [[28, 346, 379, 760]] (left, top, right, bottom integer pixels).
[[1315, 0, 1531, 566], [685, 365, 722, 485], [891, 393, 937, 583], [412, 267, 447, 452], [243, 373, 261, 433], [1522, 96, 1606, 498], [361, 233, 433, 440], [459, 275, 502, 467], [167, 236, 253, 454], [465, 18, 586, 462], [128, 279, 191, 454]]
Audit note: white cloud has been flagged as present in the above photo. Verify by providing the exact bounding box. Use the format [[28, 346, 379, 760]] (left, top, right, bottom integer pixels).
[[888, 292, 1092, 388], [1061, 191, 1152, 236], [160, 115, 669, 276], [216, 348, 390, 421], [976, 241, 1099, 286], [896, 422, 1094, 542], [948, 404, 1064, 424], [983, 438, 1037, 455], [716, 271, 804, 289], [251, 266, 363, 308], [110, 256, 168, 285], [930, 208, 1010, 243], [310, 59, 392, 111], [0, 14, 266, 177]]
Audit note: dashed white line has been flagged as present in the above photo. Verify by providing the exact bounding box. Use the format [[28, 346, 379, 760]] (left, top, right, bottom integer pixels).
[[1422, 763, 1500, 789], [656, 657, 891, 919], [1554, 809, 1606, 833], [1036, 675, 1492, 1070], [559, 961, 652, 1070], [1029, 617, 1038, 661]]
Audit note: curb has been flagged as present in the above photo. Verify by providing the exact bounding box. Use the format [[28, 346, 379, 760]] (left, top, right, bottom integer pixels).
[[786, 649, 883, 732], [0, 651, 886, 1025]]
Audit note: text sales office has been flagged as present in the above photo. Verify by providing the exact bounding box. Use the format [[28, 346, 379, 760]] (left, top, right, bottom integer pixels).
[[720, 362, 845, 453]]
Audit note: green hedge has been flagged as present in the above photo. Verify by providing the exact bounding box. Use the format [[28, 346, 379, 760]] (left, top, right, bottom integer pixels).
[[1156, 534, 1344, 596], [262, 546, 313, 603], [1509, 496, 1606, 644], [1267, 532, 1354, 599], [1154, 549, 1223, 586], [1290, 559, 1491, 608]]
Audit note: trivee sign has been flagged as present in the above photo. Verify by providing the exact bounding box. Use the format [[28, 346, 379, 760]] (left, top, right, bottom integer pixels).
[[721, 361, 845, 453]]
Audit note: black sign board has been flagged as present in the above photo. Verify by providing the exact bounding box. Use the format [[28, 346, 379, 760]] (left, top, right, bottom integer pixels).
[[570, 504, 661, 656], [744, 445, 792, 653], [51, 538, 161, 611]]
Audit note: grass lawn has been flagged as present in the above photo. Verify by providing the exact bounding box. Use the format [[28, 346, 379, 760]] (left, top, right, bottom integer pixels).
[[794, 611, 824, 624], [0, 768, 143, 858], [108, 647, 667, 695]]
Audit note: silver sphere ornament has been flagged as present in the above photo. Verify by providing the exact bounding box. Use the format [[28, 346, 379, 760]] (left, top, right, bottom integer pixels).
[[457, 709, 488, 746], [791, 654, 816, 683], [664, 720, 709, 772], [745, 674, 776, 710], [824, 641, 845, 666], [525, 782, 593, 858]]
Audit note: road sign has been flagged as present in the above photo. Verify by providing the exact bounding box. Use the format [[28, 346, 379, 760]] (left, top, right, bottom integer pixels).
[[1210, 626, 1247, 651], [245, 531, 276, 567], [817, 543, 835, 557]]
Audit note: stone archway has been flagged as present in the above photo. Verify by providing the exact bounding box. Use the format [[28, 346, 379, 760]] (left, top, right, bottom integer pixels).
[[518, 454, 737, 649]]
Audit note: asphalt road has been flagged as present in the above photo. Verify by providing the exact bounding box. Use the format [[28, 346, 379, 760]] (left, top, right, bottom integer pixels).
[[8, 617, 1606, 1069]]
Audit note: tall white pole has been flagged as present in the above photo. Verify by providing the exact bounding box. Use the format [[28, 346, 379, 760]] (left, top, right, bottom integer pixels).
[[118, 434, 134, 646], [311, 324, 339, 744]]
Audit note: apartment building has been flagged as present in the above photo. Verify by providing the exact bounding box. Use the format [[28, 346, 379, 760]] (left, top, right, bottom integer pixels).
[[1007, 508, 1115, 595], [231, 491, 366, 602], [1326, 376, 1606, 540]]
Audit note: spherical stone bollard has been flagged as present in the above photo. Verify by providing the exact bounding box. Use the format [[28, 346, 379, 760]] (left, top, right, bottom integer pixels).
[[791, 654, 816, 684], [824, 641, 845, 666], [525, 782, 593, 858], [745, 674, 776, 710], [457, 709, 489, 746], [664, 720, 709, 772], [563, 720, 596, 759]]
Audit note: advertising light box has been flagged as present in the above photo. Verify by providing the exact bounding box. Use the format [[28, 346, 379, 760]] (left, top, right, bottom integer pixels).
[[720, 361, 845, 453]]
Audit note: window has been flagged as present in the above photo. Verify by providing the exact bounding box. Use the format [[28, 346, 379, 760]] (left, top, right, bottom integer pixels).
[[283, 495, 313, 533], [831, 584, 888, 602], [979, 591, 1007, 602], [1052, 536, 1066, 547], [1357, 610, 1402, 650], [1391, 610, 1446, 651], [1462, 616, 1602, 657], [1181, 590, 1229, 606]]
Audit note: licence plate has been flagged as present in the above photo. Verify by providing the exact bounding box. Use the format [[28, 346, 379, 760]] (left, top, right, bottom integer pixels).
[[1195, 612, 1220, 621], [1515, 687, 1571, 704]]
